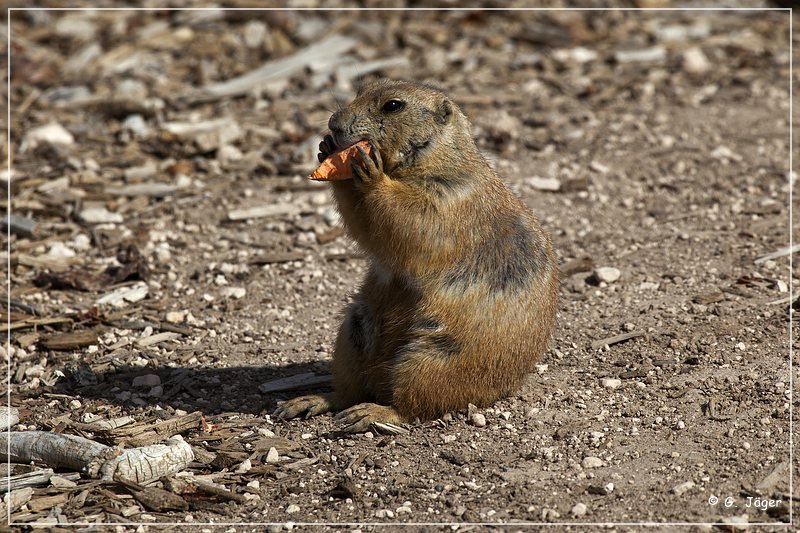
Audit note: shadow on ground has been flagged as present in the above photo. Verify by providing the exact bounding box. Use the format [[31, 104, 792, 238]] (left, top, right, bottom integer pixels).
[[41, 361, 331, 416]]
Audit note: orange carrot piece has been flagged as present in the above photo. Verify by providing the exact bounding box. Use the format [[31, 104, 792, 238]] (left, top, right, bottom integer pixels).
[[309, 140, 372, 181]]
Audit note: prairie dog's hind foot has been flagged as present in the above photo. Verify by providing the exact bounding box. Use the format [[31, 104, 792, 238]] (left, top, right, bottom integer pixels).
[[273, 393, 335, 420], [333, 403, 404, 434]]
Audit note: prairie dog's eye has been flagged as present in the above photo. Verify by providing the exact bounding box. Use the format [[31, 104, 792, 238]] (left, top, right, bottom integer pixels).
[[382, 99, 406, 113]]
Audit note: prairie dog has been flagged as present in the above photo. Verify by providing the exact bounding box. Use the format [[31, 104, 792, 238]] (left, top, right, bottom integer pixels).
[[274, 79, 559, 432]]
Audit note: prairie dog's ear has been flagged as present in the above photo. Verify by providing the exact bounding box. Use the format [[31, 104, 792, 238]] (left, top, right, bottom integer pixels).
[[437, 98, 454, 125]]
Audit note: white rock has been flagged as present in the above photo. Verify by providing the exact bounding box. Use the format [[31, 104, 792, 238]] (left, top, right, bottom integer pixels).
[[96, 283, 148, 307], [71, 234, 91, 251], [218, 144, 243, 164], [614, 46, 666, 63], [266, 447, 280, 463], [553, 46, 598, 64], [285, 504, 300, 514], [526, 176, 561, 192], [682, 47, 710, 75], [671, 480, 695, 495], [55, 14, 96, 40], [121, 114, 150, 137], [21, 122, 74, 152], [721, 514, 749, 530], [220, 287, 246, 299], [235, 458, 252, 473], [116, 79, 148, 100], [243, 20, 267, 48], [46, 242, 76, 258], [132, 374, 161, 388], [601, 378, 622, 389], [590, 160, 610, 174], [570, 502, 588, 517], [79, 207, 123, 224], [165, 311, 187, 323], [655, 22, 710, 42], [581, 456, 605, 469], [470, 413, 487, 427], [593, 267, 621, 284], [711, 146, 742, 162]]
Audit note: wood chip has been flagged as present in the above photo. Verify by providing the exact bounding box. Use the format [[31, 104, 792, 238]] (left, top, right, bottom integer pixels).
[[107, 411, 203, 447], [560, 256, 593, 277], [259, 373, 332, 393], [39, 330, 98, 351], [0, 487, 33, 516], [754, 244, 800, 264], [136, 331, 182, 347], [129, 486, 189, 512], [2, 214, 37, 238], [0, 469, 54, 493], [227, 204, 300, 221], [756, 461, 787, 493], [591, 331, 645, 350], [106, 183, 183, 197], [248, 251, 306, 265], [0, 406, 20, 430], [692, 290, 725, 305], [188, 480, 248, 503], [27, 493, 69, 513], [194, 34, 356, 101]]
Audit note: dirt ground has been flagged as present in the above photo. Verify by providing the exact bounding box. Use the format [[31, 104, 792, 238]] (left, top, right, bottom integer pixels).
[[3, 3, 796, 530]]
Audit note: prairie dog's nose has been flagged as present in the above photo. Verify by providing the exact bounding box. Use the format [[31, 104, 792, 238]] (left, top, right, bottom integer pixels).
[[328, 111, 345, 132]]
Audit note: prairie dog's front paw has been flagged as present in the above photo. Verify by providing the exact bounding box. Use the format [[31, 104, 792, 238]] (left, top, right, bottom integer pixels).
[[351, 141, 384, 189], [317, 134, 338, 163]]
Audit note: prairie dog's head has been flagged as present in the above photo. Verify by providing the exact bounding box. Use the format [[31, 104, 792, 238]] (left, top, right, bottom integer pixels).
[[328, 79, 475, 175]]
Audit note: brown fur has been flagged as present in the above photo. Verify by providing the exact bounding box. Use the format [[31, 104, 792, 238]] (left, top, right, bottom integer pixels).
[[274, 80, 559, 432]]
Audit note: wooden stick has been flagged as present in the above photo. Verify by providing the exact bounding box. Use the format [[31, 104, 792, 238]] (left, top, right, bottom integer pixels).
[[591, 331, 645, 350]]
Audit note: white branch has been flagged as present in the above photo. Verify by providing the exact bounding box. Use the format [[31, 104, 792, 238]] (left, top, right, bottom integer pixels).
[[0, 431, 194, 486]]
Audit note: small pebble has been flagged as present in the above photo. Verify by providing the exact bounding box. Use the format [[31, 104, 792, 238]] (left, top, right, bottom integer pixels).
[[601, 378, 622, 389], [593, 267, 621, 284], [21, 122, 74, 152], [672, 480, 695, 495], [79, 207, 123, 224], [526, 176, 561, 191], [266, 447, 280, 463], [220, 287, 246, 299], [682, 46, 710, 75], [165, 310, 187, 323], [470, 413, 487, 427], [570, 502, 588, 517], [235, 458, 252, 474], [582, 456, 605, 469], [285, 504, 300, 514]]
